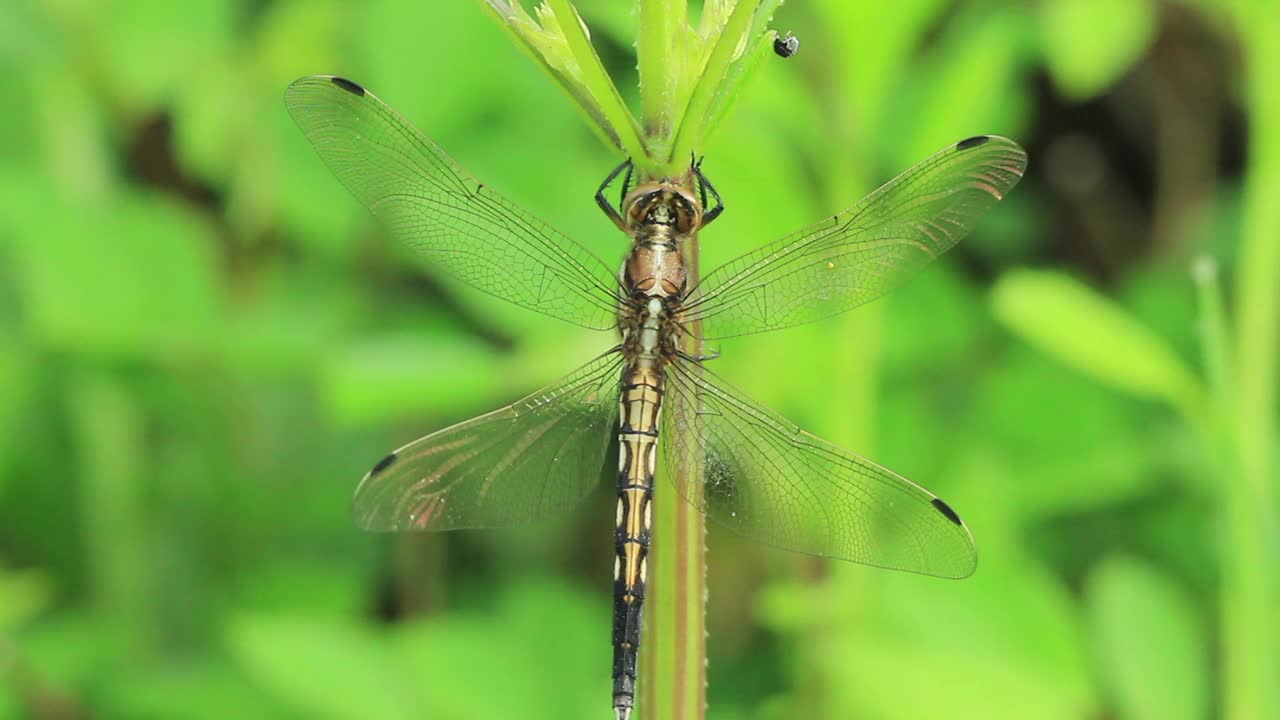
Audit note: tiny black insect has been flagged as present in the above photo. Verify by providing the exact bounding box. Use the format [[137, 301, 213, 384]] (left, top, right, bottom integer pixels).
[[773, 31, 799, 58]]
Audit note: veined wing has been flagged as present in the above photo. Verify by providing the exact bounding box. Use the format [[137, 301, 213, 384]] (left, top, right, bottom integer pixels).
[[685, 136, 1027, 339], [353, 352, 623, 531], [662, 359, 976, 578], [286, 75, 620, 330]]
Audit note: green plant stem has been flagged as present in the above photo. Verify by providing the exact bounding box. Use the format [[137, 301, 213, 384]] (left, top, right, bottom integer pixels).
[[1193, 256, 1232, 434], [639, 41, 707, 720], [645, 360, 706, 720], [666, 0, 759, 168], [480, 1, 622, 155], [698, 29, 775, 149], [545, 0, 649, 160], [1194, 258, 1233, 425], [482, 1, 648, 162], [1223, 4, 1280, 717], [484, 5, 783, 716], [637, 0, 689, 150], [68, 370, 149, 655]]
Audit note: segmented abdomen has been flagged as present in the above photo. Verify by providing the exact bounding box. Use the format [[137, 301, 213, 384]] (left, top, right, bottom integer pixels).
[[612, 363, 663, 716]]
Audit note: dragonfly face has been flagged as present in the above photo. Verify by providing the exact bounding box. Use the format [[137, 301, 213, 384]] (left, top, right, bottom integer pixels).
[[286, 74, 1027, 720], [622, 180, 702, 233]]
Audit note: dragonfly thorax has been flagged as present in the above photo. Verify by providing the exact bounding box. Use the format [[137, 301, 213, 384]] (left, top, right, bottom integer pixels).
[[622, 235, 688, 300], [619, 294, 681, 367]]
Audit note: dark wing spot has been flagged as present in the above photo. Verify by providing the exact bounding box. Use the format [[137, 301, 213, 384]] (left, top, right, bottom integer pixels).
[[931, 498, 963, 526], [955, 135, 991, 151], [370, 452, 398, 476], [330, 77, 366, 97]]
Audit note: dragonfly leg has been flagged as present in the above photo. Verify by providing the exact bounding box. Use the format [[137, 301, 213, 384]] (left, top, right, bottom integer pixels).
[[620, 163, 634, 211], [677, 348, 720, 363], [693, 161, 725, 227], [596, 159, 633, 232]]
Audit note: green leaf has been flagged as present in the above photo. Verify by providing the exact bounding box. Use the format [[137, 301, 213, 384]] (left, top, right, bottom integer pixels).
[[762, 511, 1100, 719], [21, 611, 119, 688], [321, 333, 504, 427], [881, 266, 984, 372], [0, 345, 32, 490], [393, 581, 602, 719], [975, 348, 1157, 516], [7, 185, 222, 360], [482, 0, 646, 161], [0, 688, 16, 719], [835, 641, 1093, 719], [1086, 556, 1208, 720], [227, 615, 412, 720], [814, 0, 950, 132], [0, 567, 52, 630], [886, 5, 1030, 166], [99, 0, 238, 111], [1040, 0, 1156, 100], [991, 270, 1206, 421], [105, 659, 282, 720]]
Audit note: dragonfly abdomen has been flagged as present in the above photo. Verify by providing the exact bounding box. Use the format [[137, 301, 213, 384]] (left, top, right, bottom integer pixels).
[[612, 361, 664, 720]]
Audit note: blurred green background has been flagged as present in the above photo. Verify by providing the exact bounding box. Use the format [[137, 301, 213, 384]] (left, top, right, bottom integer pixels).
[[1, 1, 1277, 719]]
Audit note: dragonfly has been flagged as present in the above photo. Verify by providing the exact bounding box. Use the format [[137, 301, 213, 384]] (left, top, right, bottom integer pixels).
[[286, 74, 1026, 720]]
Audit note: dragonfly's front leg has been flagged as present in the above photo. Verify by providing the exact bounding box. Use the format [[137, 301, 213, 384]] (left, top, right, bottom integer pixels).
[[693, 161, 724, 227], [596, 159, 633, 232]]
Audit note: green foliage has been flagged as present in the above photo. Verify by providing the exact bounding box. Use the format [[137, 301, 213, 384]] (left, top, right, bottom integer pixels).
[[484, 0, 783, 174], [1039, 0, 1157, 99], [1086, 555, 1208, 720], [991, 269, 1205, 421], [229, 582, 602, 720]]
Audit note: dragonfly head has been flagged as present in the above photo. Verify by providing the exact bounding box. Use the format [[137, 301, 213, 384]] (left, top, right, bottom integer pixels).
[[622, 179, 701, 236]]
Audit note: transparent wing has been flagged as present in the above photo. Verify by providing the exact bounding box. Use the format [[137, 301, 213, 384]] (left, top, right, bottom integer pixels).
[[685, 136, 1027, 339], [662, 359, 976, 578], [286, 75, 620, 330], [354, 352, 623, 531]]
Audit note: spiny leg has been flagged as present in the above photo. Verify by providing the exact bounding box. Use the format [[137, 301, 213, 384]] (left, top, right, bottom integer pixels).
[[596, 159, 633, 232], [693, 161, 725, 227], [619, 163, 634, 211]]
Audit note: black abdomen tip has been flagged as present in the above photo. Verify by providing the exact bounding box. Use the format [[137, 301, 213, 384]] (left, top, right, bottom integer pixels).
[[330, 77, 366, 96], [931, 497, 963, 526], [956, 135, 991, 151], [370, 452, 397, 476]]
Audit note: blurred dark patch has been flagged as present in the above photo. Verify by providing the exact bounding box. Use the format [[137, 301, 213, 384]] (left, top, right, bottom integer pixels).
[[380, 269, 516, 352], [592, 22, 640, 99], [239, 0, 273, 32], [122, 112, 249, 278], [1026, 481, 1213, 597], [124, 110, 516, 350], [1018, 3, 1246, 284], [372, 566, 400, 622], [123, 112, 222, 212], [707, 626, 788, 714]]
